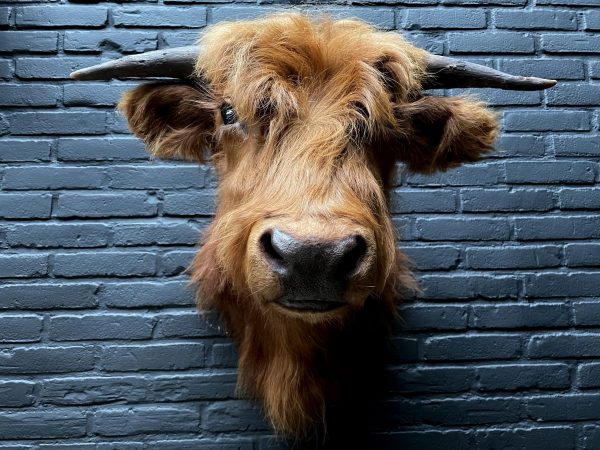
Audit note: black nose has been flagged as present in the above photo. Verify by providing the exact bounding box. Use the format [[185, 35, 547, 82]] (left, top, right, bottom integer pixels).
[[260, 229, 367, 311]]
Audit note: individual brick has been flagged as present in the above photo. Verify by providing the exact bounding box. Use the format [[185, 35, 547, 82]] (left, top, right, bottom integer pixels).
[[548, 83, 600, 107], [475, 427, 576, 449], [57, 137, 148, 162], [0, 139, 51, 162], [113, 7, 206, 28], [100, 343, 205, 371], [472, 303, 570, 328], [578, 363, 600, 388], [40, 376, 149, 406], [0, 346, 96, 374], [386, 366, 475, 393], [515, 216, 600, 240], [466, 245, 562, 269], [6, 223, 111, 248], [0, 31, 58, 53], [56, 192, 158, 218], [402, 8, 486, 29], [495, 135, 546, 158], [95, 281, 195, 308], [543, 34, 600, 53], [574, 301, 600, 327], [476, 363, 570, 391], [93, 405, 200, 436], [0, 409, 87, 439], [0, 59, 12, 79], [15, 6, 107, 28], [0, 193, 52, 219], [586, 11, 600, 30], [418, 274, 519, 299], [503, 111, 591, 132], [0, 283, 98, 310], [558, 188, 600, 209], [49, 314, 155, 341], [397, 304, 468, 330], [495, 10, 577, 30], [106, 165, 208, 189], [400, 245, 460, 270], [0, 315, 43, 342], [0, 84, 59, 106], [498, 58, 585, 80], [154, 311, 223, 338], [159, 250, 195, 276], [565, 243, 600, 267], [163, 192, 216, 216], [527, 394, 600, 421], [406, 163, 501, 186], [0, 254, 48, 278], [63, 84, 135, 107], [151, 372, 237, 401], [390, 189, 457, 213], [15, 57, 103, 79], [2, 166, 105, 190], [416, 217, 510, 241], [64, 31, 157, 53], [461, 188, 555, 212], [52, 251, 156, 278], [0, 381, 36, 407], [202, 400, 268, 432], [525, 272, 600, 298], [7, 111, 106, 135], [209, 343, 238, 368], [424, 333, 522, 360], [448, 32, 535, 54]]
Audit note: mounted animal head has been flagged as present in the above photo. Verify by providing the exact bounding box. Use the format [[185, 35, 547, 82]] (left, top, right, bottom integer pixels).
[[72, 13, 555, 437]]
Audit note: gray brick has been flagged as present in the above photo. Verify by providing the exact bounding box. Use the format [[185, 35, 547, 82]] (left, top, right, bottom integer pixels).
[[0, 193, 52, 218], [578, 363, 600, 388], [406, 33, 444, 55], [419, 274, 519, 299], [543, 34, 600, 53], [425, 334, 521, 360], [515, 216, 600, 240], [477, 363, 570, 391], [113, 222, 201, 247], [466, 245, 562, 269], [386, 366, 474, 393], [402, 8, 486, 29], [100, 343, 205, 371], [202, 400, 268, 432], [113, 7, 206, 28], [58, 137, 148, 162], [0, 315, 42, 342], [527, 394, 600, 421], [398, 304, 467, 330], [155, 312, 224, 338], [16, 6, 107, 28], [0, 31, 58, 53], [390, 189, 456, 213], [159, 250, 195, 276], [525, 272, 600, 298], [41, 376, 149, 405], [209, 343, 238, 368], [443, 0, 526, 4], [0, 381, 35, 407], [151, 372, 237, 401], [0, 409, 87, 439], [506, 161, 595, 184], [0, 346, 96, 374], [160, 31, 201, 48], [476, 427, 576, 449], [7, 111, 106, 135], [0, 283, 98, 310], [64, 31, 157, 53], [94, 405, 199, 436], [0, 254, 47, 278], [163, 192, 216, 216], [0, 7, 10, 27], [96, 281, 195, 308], [406, 164, 501, 186], [0, 59, 12, 79], [504, 111, 591, 132], [63, 84, 135, 107], [495, 10, 577, 30], [472, 302, 570, 328], [0, 84, 59, 106], [461, 188, 554, 212], [7, 223, 111, 248], [0, 139, 51, 162], [16, 56, 104, 80], [565, 243, 600, 267], [57, 192, 158, 218], [449, 32, 534, 54], [499, 58, 585, 80], [574, 301, 600, 327], [3, 166, 105, 190], [495, 135, 546, 158], [554, 136, 600, 157], [416, 217, 510, 241], [107, 165, 207, 189], [50, 314, 154, 341], [400, 245, 460, 270], [53, 251, 156, 277], [587, 11, 600, 30], [548, 83, 600, 106]]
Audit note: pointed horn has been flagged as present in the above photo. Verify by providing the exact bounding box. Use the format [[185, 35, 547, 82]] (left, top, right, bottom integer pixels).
[[423, 55, 557, 91], [70, 46, 200, 80]]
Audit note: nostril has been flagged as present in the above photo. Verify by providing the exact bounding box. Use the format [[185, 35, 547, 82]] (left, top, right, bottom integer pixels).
[[260, 230, 285, 263], [337, 235, 368, 279]]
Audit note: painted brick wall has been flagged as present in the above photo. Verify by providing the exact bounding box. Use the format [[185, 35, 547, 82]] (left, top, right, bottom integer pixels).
[[0, 0, 599, 448]]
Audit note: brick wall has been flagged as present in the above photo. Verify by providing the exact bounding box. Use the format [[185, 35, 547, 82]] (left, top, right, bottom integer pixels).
[[0, 0, 599, 448]]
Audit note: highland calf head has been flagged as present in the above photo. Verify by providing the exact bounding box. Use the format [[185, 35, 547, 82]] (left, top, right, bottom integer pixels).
[[72, 13, 555, 436]]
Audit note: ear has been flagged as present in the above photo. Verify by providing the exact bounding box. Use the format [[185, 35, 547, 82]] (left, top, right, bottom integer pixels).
[[392, 96, 498, 173], [118, 81, 216, 162]]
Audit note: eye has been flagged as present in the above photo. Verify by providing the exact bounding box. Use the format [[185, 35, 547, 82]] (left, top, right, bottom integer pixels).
[[220, 103, 238, 125]]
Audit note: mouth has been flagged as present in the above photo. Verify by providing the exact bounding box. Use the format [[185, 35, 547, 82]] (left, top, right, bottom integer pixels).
[[275, 298, 347, 312]]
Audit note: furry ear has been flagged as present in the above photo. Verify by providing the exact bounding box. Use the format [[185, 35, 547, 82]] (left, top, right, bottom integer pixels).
[[118, 81, 216, 162], [392, 96, 499, 173]]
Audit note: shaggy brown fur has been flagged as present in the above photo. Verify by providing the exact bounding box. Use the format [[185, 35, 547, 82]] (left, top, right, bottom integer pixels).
[[119, 13, 498, 438]]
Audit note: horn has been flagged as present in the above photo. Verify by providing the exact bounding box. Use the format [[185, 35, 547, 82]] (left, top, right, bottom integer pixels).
[[70, 46, 556, 92], [69, 46, 199, 81], [423, 55, 556, 91]]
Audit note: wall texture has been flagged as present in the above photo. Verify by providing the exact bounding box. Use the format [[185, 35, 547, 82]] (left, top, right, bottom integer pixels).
[[1, 0, 599, 448]]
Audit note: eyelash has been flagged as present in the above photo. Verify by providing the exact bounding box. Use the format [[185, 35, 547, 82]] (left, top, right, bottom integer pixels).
[[220, 103, 238, 125]]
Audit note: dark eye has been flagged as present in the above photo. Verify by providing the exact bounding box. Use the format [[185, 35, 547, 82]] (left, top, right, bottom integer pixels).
[[220, 103, 238, 125]]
